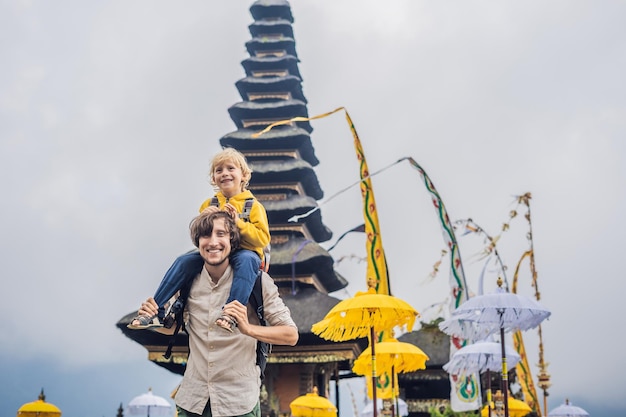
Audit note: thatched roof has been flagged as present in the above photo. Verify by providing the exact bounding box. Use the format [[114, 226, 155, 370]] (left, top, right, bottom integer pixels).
[[250, 0, 293, 23], [228, 100, 312, 133], [269, 238, 347, 293], [249, 159, 323, 199], [248, 19, 294, 38], [398, 323, 451, 367], [236, 75, 306, 103], [220, 126, 318, 165], [246, 37, 297, 59], [241, 55, 302, 79]]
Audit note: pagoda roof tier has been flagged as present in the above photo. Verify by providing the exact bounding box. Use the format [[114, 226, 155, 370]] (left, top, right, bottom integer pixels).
[[249, 19, 294, 38], [220, 127, 319, 166], [263, 195, 332, 242], [250, 0, 294, 23], [241, 55, 302, 79], [397, 323, 451, 367], [228, 100, 312, 132], [115, 288, 364, 375], [246, 37, 297, 58], [236, 75, 307, 103], [249, 159, 322, 199], [268, 237, 348, 293]]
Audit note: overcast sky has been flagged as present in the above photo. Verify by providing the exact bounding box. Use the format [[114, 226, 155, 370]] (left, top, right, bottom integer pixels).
[[1, 1, 625, 416]]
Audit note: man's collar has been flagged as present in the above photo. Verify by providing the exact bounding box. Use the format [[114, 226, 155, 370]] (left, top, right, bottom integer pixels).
[[204, 264, 232, 284]]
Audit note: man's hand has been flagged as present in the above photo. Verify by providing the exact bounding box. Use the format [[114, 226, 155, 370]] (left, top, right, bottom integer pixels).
[[139, 297, 159, 318], [222, 300, 250, 332], [222, 300, 298, 346]]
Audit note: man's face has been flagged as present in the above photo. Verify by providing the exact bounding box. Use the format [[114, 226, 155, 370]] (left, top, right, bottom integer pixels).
[[198, 217, 232, 267]]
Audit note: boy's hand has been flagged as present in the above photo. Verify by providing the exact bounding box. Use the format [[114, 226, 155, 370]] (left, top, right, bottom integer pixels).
[[223, 203, 238, 219]]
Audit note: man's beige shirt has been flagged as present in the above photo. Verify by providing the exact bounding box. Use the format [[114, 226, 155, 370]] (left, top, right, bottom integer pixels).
[[175, 265, 296, 416]]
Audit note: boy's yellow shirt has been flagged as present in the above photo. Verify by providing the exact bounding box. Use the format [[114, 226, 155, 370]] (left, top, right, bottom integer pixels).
[[198, 190, 270, 259]]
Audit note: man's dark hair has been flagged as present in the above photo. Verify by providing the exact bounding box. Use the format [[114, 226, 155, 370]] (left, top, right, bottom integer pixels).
[[189, 211, 240, 250]]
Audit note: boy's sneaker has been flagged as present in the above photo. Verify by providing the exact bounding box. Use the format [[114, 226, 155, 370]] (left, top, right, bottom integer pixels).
[[127, 315, 163, 330]]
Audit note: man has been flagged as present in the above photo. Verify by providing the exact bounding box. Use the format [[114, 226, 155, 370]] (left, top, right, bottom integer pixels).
[[136, 210, 298, 417]]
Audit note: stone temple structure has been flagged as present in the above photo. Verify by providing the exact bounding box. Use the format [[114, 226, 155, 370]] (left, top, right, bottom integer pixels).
[[117, 2, 453, 417], [117, 1, 366, 415]]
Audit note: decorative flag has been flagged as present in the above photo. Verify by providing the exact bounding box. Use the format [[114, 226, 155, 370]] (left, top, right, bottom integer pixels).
[[343, 110, 390, 296], [405, 157, 481, 412]]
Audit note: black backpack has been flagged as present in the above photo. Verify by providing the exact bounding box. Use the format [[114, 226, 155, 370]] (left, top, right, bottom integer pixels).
[[164, 270, 271, 380]]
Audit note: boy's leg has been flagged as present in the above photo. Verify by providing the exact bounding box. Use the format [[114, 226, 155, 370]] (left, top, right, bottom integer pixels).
[[227, 249, 262, 304], [216, 249, 260, 332], [129, 250, 204, 329], [153, 250, 204, 319]]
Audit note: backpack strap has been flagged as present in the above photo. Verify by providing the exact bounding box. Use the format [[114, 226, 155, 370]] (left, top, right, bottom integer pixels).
[[241, 197, 255, 222], [210, 196, 219, 207], [249, 270, 271, 380], [163, 277, 194, 360]]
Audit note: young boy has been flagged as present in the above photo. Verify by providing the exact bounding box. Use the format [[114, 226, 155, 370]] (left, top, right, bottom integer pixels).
[[128, 147, 270, 332]]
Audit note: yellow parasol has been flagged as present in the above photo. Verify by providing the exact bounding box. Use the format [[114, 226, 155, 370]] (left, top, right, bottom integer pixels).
[[17, 390, 62, 417], [312, 287, 419, 417], [480, 392, 531, 417], [311, 287, 418, 341], [353, 337, 428, 417], [290, 387, 337, 417], [352, 337, 429, 376]]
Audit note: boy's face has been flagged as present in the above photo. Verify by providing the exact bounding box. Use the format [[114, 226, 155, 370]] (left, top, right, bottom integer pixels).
[[212, 160, 243, 197]]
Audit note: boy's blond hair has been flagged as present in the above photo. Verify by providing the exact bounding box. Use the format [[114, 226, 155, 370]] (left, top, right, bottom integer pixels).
[[209, 147, 252, 191]]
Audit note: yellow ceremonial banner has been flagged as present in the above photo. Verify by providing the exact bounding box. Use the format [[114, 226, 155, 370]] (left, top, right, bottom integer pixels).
[[343, 110, 390, 295], [364, 368, 399, 400], [512, 250, 541, 414], [513, 330, 540, 413]]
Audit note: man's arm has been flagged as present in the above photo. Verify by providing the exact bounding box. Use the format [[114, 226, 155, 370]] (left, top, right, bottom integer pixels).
[[223, 300, 298, 346]]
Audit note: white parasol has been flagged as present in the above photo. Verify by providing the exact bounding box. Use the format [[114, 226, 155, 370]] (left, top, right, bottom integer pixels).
[[128, 388, 172, 417], [439, 278, 551, 417], [444, 339, 522, 417], [548, 399, 590, 417], [443, 340, 521, 374]]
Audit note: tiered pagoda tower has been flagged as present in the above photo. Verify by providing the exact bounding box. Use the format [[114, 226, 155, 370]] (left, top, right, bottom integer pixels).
[[117, 1, 366, 416]]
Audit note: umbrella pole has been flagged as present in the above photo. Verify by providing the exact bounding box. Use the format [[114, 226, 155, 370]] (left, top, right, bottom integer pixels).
[[487, 369, 492, 417], [391, 365, 396, 417], [335, 371, 340, 417], [500, 327, 509, 417], [370, 326, 377, 417]]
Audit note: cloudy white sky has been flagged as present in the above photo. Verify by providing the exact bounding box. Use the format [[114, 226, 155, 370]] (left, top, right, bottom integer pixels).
[[1, 1, 625, 416]]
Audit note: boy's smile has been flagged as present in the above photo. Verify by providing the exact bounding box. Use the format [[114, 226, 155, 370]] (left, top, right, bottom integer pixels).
[[213, 160, 244, 197]]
